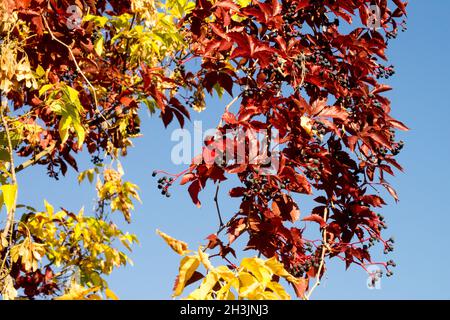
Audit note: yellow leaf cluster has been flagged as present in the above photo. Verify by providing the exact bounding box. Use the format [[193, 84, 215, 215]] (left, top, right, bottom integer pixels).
[[55, 279, 120, 300], [0, 275, 18, 300], [0, 41, 37, 93], [157, 231, 298, 300], [20, 201, 138, 289], [131, 0, 158, 28], [40, 84, 86, 148], [0, 1, 16, 34], [96, 164, 141, 223], [184, 256, 298, 300], [10, 237, 46, 272], [55, 279, 102, 300]]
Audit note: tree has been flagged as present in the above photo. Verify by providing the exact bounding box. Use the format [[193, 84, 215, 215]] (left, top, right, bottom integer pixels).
[[0, 0, 408, 300]]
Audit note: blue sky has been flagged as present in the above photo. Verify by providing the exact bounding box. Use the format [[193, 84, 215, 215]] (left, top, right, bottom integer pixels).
[[16, 0, 450, 299]]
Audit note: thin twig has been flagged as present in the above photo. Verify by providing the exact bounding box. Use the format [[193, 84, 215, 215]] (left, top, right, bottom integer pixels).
[[304, 207, 329, 300], [214, 183, 224, 227]]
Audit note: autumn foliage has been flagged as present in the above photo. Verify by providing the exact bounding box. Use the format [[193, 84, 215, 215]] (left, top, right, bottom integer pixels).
[[0, 0, 407, 300]]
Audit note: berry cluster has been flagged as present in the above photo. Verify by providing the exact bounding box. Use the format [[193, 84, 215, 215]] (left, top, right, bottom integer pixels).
[[289, 256, 321, 278], [375, 64, 396, 79], [242, 173, 276, 202], [60, 70, 79, 83], [174, 63, 186, 76], [337, 76, 352, 90], [304, 158, 323, 180], [282, 3, 302, 37], [383, 237, 395, 255], [152, 171, 173, 198], [307, 50, 332, 69], [242, 87, 258, 98], [391, 141, 405, 155], [91, 155, 103, 165], [292, 54, 306, 70]]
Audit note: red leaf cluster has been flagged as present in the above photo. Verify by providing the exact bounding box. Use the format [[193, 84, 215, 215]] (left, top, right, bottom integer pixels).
[[180, 0, 408, 295]]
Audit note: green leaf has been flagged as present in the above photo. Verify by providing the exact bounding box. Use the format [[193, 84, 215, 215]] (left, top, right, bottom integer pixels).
[[35, 65, 46, 78], [213, 83, 224, 99], [0, 191, 4, 212], [0, 149, 10, 161], [72, 120, 86, 148], [83, 14, 109, 27], [65, 86, 81, 106], [39, 84, 53, 96], [235, 0, 251, 7], [94, 36, 104, 57], [58, 116, 72, 145]]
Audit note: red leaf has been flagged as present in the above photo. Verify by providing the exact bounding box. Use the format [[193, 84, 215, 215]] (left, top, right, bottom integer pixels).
[[389, 119, 409, 131], [361, 195, 386, 207], [384, 183, 399, 202], [120, 96, 134, 107], [392, 0, 408, 15], [214, 1, 240, 12], [188, 180, 202, 208], [302, 214, 327, 228], [229, 187, 247, 197], [317, 106, 348, 121], [180, 173, 195, 186], [161, 109, 174, 127], [292, 278, 309, 299], [371, 85, 392, 95], [222, 111, 237, 124]]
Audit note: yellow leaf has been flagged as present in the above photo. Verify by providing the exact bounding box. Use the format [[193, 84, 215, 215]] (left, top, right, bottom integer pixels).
[[198, 247, 213, 271], [44, 199, 54, 216], [35, 65, 46, 78], [1, 184, 17, 214], [266, 281, 291, 300], [235, 0, 251, 7], [94, 36, 104, 56], [105, 288, 119, 300], [300, 116, 313, 136], [39, 84, 53, 96], [213, 265, 236, 283], [173, 255, 200, 297], [238, 271, 261, 299], [156, 229, 189, 255], [186, 271, 219, 300], [215, 279, 236, 300], [241, 257, 272, 286], [264, 256, 299, 284], [257, 291, 279, 300]]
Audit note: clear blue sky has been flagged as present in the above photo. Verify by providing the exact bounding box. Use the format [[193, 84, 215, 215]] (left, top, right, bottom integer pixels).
[[17, 1, 450, 299]]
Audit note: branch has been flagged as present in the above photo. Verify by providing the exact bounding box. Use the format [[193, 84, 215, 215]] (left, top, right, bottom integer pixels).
[[218, 95, 240, 127], [41, 15, 110, 127], [15, 142, 57, 174], [0, 98, 18, 241], [122, 13, 137, 74]]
